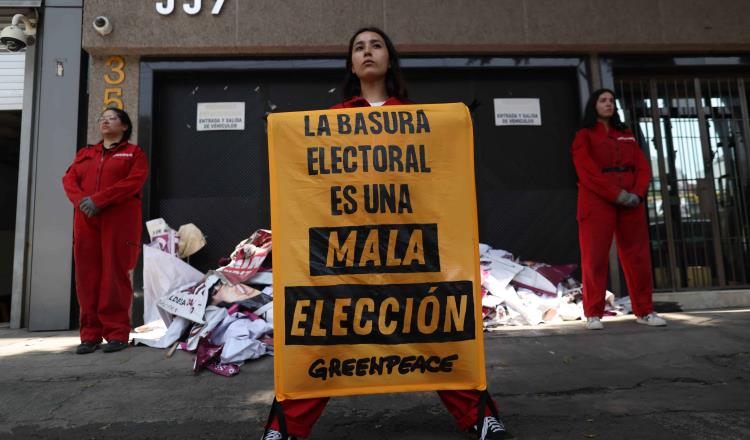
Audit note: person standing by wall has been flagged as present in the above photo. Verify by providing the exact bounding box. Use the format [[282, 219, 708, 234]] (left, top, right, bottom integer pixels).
[[261, 27, 512, 440], [62, 108, 148, 353], [572, 89, 667, 330]]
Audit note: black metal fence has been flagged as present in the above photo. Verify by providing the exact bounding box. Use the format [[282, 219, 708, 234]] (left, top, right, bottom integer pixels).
[[616, 77, 750, 290]]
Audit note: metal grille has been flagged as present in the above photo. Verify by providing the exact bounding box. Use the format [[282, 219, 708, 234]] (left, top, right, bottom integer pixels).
[[151, 70, 342, 271], [616, 77, 750, 290]]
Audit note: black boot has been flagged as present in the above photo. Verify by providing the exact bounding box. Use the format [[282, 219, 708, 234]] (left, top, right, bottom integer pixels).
[[75, 341, 100, 354], [102, 340, 128, 353]]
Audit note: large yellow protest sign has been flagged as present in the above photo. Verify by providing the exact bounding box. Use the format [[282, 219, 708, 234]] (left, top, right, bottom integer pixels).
[[268, 103, 485, 400]]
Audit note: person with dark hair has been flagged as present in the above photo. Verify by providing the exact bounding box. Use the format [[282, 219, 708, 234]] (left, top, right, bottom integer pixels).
[[261, 27, 512, 440], [338, 26, 409, 105], [572, 88, 667, 330], [62, 107, 149, 354]]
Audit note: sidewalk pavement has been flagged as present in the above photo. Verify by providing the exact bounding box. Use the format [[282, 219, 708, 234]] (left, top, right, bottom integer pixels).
[[1, 309, 749, 439]]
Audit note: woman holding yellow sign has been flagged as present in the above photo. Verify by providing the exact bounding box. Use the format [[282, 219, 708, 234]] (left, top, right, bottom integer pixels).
[[261, 27, 511, 440]]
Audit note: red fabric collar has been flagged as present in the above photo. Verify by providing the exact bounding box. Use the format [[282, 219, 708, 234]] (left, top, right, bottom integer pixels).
[[337, 96, 410, 108], [92, 139, 129, 153], [594, 121, 631, 137]]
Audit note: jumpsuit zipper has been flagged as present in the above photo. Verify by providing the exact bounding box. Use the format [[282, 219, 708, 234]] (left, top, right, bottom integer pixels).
[[95, 142, 122, 192], [95, 148, 107, 192], [610, 133, 623, 188]]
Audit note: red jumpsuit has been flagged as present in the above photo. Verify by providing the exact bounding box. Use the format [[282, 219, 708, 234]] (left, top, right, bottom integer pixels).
[[571, 122, 654, 318], [62, 140, 149, 343], [267, 96, 498, 438]]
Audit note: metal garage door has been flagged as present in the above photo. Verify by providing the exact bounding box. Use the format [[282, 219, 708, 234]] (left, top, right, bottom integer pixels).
[[146, 62, 582, 272]]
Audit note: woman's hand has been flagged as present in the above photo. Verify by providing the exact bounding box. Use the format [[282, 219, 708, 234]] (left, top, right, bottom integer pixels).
[[79, 197, 101, 217], [616, 190, 641, 208]]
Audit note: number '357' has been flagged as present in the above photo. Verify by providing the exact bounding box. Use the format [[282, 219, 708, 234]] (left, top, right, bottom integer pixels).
[[156, 0, 225, 16]]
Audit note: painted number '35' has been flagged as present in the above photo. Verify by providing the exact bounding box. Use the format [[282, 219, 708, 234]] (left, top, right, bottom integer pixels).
[[155, 0, 225, 16]]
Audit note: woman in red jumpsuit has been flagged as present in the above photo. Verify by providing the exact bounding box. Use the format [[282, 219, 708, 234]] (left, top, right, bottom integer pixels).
[[572, 89, 667, 330], [261, 28, 511, 440], [62, 108, 149, 353]]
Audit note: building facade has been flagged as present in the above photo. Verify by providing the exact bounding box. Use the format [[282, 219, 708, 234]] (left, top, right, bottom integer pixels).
[[7, 0, 750, 329]]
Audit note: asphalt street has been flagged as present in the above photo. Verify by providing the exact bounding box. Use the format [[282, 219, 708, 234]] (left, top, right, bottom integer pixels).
[[1, 309, 748, 439]]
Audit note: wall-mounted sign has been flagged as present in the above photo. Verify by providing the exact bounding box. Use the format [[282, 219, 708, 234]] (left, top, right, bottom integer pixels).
[[156, 0, 226, 16], [493, 98, 542, 126], [196, 102, 245, 131]]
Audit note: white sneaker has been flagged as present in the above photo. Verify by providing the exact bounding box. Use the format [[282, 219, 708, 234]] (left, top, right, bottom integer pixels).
[[585, 317, 604, 330], [636, 312, 667, 327], [260, 430, 296, 440], [470, 415, 512, 439]]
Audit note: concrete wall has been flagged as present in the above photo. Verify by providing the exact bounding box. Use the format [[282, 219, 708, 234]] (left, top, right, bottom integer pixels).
[[654, 290, 750, 311], [80, 0, 750, 142], [82, 0, 750, 56], [86, 55, 139, 144]]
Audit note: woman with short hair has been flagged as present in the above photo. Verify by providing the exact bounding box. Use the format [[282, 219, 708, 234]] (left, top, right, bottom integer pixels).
[[62, 107, 149, 354]]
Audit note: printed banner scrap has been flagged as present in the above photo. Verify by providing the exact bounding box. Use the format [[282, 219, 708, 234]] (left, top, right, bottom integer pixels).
[[216, 229, 272, 285], [268, 103, 485, 400], [157, 274, 221, 324]]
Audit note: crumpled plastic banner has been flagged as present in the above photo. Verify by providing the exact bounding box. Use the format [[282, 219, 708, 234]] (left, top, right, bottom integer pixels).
[[157, 274, 222, 324], [216, 229, 272, 285]]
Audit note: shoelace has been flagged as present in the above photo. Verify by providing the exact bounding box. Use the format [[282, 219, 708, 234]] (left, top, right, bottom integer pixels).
[[481, 416, 506, 439], [262, 430, 284, 440]]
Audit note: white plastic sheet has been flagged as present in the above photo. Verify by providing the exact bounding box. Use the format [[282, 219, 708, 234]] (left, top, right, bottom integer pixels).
[[483, 274, 544, 325], [211, 315, 273, 363], [132, 316, 191, 348], [511, 267, 557, 296], [158, 274, 221, 324], [185, 306, 229, 350], [143, 245, 204, 325]]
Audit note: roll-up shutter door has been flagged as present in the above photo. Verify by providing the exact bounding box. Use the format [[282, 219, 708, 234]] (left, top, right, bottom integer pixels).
[[0, 52, 25, 110], [0, 8, 33, 111]]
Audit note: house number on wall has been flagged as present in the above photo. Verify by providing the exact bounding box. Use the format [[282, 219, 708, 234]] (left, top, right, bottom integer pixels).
[[103, 55, 125, 110], [156, 0, 226, 16]]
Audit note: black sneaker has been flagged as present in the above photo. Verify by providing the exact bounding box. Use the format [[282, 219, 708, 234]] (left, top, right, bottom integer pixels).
[[102, 340, 129, 353], [75, 341, 100, 354], [260, 429, 296, 440], [469, 416, 514, 439]]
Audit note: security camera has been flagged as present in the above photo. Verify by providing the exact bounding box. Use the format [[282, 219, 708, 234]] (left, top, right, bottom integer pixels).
[[0, 14, 36, 52], [93, 16, 113, 36]]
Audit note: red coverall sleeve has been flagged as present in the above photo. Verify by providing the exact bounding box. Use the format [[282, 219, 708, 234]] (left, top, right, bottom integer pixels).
[[90, 148, 149, 209], [571, 129, 623, 203], [632, 145, 652, 199], [62, 150, 87, 207]]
